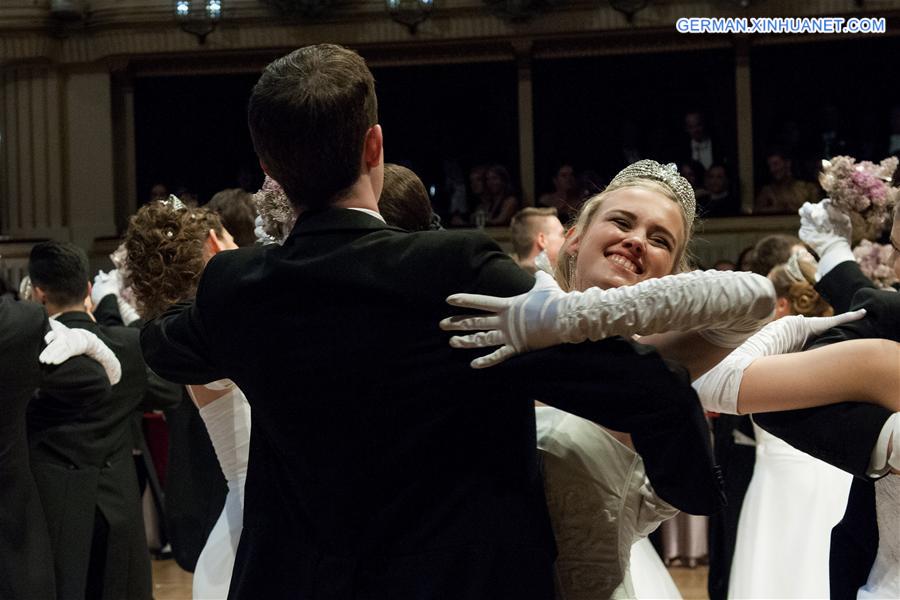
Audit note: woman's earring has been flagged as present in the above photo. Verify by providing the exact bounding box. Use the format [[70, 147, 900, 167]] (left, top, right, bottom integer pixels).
[[567, 253, 577, 288]]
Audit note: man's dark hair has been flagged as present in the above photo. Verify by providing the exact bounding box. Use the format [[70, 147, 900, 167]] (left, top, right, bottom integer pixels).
[[749, 234, 803, 276], [207, 188, 257, 247], [28, 241, 90, 307], [379, 164, 433, 232], [248, 44, 378, 211]]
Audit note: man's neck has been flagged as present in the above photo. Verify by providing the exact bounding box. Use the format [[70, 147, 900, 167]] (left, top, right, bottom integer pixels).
[[332, 176, 380, 213], [47, 303, 87, 318]]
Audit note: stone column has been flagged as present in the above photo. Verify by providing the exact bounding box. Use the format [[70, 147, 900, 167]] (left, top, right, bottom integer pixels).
[[734, 38, 754, 214], [64, 66, 117, 249], [0, 64, 67, 239], [515, 41, 535, 207]]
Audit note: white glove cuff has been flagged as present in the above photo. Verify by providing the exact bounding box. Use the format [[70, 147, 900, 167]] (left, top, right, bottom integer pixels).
[[816, 240, 855, 280], [198, 389, 251, 484], [691, 353, 756, 415]]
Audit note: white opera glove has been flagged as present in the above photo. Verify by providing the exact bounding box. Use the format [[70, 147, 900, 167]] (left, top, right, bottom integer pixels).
[[40, 319, 122, 385], [798, 199, 854, 278], [91, 269, 121, 305], [692, 310, 867, 414], [198, 384, 251, 505], [91, 269, 141, 325], [441, 269, 776, 369]]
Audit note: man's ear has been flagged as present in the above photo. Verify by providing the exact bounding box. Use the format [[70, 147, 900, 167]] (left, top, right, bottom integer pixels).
[[206, 229, 223, 256], [364, 125, 383, 169], [536, 231, 548, 251], [32, 285, 48, 305]]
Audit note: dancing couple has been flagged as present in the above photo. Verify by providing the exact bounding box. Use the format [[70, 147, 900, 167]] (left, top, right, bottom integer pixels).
[[137, 43, 899, 599]]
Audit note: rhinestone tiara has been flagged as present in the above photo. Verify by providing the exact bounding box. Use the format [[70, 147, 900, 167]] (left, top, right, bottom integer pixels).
[[607, 160, 696, 223]]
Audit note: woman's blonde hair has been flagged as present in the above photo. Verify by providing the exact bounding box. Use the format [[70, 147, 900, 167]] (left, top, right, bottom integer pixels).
[[768, 257, 833, 318], [554, 179, 695, 291]]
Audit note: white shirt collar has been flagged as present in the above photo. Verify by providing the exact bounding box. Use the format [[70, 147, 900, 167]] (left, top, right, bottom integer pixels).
[[347, 207, 386, 223]]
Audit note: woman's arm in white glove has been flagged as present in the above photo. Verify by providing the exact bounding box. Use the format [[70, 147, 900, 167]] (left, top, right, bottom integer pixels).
[[91, 269, 141, 326], [39, 319, 122, 385], [441, 269, 775, 369], [692, 311, 900, 415]]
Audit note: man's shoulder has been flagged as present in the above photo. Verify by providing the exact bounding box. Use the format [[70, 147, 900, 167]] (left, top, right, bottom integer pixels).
[[0, 297, 45, 337]]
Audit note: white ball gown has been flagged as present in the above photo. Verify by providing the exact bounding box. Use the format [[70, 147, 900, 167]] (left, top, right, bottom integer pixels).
[[857, 474, 900, 599], [190, 383, 251, 600], [728, 423, 852, 599], [535, 406, 680, 599]]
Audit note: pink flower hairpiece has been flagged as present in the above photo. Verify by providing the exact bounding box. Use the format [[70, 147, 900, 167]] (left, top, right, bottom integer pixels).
[[852, 239, 898, 290], [253, 176, 296, 243], [819, 156, 899, 242]]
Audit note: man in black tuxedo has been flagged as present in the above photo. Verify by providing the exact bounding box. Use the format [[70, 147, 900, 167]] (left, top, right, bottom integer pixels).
[[141, 44, 722, 600], [28, 241, 164, 600], [755, 204, 900, 598], [0, 296, 114, 599]]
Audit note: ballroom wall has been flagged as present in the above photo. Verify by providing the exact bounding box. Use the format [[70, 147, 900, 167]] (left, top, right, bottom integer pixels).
[[1, 0, 898, 254]]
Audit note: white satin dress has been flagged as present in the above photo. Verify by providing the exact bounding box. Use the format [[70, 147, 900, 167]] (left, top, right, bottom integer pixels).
[[728, 423, 852, 599], [191, 385, 251, 600]]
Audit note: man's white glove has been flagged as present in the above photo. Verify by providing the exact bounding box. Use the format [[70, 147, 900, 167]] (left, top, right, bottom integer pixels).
[[441, 270, 776, 369], [40, 319, 122, 385], [692, 310, 866, 414], [798, 199, 854, 278]]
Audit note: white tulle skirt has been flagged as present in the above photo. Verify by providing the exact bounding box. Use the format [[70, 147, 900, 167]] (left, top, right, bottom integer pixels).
[[628, 537, 682, 599], [728, 424, 852, 599]]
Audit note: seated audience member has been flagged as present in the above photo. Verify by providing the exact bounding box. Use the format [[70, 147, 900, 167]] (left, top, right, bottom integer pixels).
[[379, 164, 437, 232], [207, 188, 258, 247], [27, 241, 159, 600], [748, 234, 807, 276], [538, 164, 582, 224], [701, 164, 740, 217], [682, 110, 725, 170], [149, 182, 168, 203], [474, 164, 520, 227], [737, 246, 756, 272], [714, 259, 737, 271], [455, 165, 488, 226], [509, 207, 565, 274], [755, 148, 820, 214], [680, 160, 710, 204]]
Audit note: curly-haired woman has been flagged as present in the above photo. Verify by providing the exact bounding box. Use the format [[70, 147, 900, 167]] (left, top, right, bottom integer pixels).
[[123, 199, 246, 599]]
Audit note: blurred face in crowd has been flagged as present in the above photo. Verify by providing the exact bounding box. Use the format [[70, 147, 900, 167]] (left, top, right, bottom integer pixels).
[[150, 183, 168, 201], [539, 215, 566, 266], [705, 166, 728, 195], [485, 169, 505, 196], [684, 112, 706, 142], [554, 165, 577, 194], [203, 227, 238, 265], [679, 164, 698, 187], [767, 154, 791, 183], [569, 187, 685, 291], [469, 168, 485, 196]]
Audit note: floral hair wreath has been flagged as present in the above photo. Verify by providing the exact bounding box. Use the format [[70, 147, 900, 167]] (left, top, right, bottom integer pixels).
[[819, 156, 899, 241]]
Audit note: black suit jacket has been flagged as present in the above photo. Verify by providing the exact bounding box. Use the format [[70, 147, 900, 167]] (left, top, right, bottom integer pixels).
[[1, 298, 111, 599], [29, 311, 154, 600], [755, 260, 896, 599], [141, 207, 722, 600]]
